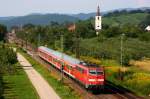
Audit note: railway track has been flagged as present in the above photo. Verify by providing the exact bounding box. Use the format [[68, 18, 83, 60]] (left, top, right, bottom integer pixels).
[[15, 40, 145, 99], [30, 50, 144, 99]]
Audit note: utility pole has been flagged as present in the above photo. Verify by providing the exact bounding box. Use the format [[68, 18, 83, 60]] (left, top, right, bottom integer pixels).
[[38, 33, 41, 47], [61, 34, 64, 82], [121, 34, 123, 67], [67, 23, 79, 58], [75, 32, 80, 59], [120, 33, 125, 80], [25, 32, 28, 50]]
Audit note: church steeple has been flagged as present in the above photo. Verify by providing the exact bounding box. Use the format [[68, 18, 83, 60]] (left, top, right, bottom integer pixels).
[[96, 5, 100, 16], [95, 5, 102, 35]]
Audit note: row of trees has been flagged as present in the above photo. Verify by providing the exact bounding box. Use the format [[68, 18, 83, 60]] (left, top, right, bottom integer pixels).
[[104, 9, 150, 17], [16, 19, 96, 50]]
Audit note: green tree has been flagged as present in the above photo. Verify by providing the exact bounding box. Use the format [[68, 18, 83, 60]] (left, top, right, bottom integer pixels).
[[140, 14, 150, 28], [0, 24, 7, 41]]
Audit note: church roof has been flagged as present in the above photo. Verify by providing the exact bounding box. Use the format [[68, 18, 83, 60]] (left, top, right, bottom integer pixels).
[[96, 6, 100, 16]]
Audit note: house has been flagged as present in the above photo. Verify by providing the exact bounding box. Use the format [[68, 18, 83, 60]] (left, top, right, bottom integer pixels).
[[68, 24, 76, 32], [145, 25, 150, 32]]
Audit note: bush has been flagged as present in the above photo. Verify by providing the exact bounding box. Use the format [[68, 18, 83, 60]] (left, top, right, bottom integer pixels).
[[123, 72, 150, 95], [139, 32, 150, 41], [0, 76, 2, 99]]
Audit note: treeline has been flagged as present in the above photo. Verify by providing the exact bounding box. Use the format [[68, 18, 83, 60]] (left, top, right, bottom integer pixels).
[[15, 19, 96, 50], [104, 8, 150, 17], [15, 13, 150, 65]]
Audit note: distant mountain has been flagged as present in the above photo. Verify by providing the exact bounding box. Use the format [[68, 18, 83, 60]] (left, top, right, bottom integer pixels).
[[0, 7, 150, 29], [0, 16, 15, 21], [72, 13, 96, 20], [71, 7, 150, 20], [71, 12, 108, 20], [0, 14, 79, 29], [124, 7, 150, 11]]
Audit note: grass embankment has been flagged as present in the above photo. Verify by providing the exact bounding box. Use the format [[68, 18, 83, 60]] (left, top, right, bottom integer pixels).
[[2, 63, 39, 99], [106, 62, 150, 97], [106, 65, 150, 96], [19, 49, 80, 99]]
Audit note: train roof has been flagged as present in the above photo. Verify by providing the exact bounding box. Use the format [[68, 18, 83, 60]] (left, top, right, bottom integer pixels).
[[39, 46, 81, 65], [39, 46, 100, 68]]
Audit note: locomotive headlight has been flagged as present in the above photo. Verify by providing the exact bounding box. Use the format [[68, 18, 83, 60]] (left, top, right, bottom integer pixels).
[[89, 79, 96, 82], [97, 79, 104, 81]]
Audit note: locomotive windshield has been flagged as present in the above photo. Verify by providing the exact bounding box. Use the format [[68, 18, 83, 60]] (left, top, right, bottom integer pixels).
[[89, 70, 103, 75]]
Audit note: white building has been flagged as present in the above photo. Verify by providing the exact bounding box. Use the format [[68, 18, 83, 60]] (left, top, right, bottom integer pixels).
[[95, 5, 102, 35], [145, 26, 150, 32]]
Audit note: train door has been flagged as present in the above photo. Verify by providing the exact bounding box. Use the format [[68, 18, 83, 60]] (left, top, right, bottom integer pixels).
[[75, 66, 85, 84]]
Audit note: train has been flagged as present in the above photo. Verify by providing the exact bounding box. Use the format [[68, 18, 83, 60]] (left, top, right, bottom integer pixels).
[[38, 46, 105, 89]]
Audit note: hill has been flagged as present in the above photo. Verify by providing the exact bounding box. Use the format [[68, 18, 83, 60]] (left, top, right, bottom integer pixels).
[[0, 7, 150, 29], [0, 14, 79, 29], [71, 7, 150, 20], [71, 13, 96, 20], [103, 13, 149, 27], [0, 16, 15, 21]]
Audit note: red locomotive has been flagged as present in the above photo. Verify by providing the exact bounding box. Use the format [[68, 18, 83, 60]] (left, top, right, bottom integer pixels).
[[38, 46, 105, 89]]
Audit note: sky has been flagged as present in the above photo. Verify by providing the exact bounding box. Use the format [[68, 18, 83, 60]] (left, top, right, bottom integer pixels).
[[0, 0, 150, 17]]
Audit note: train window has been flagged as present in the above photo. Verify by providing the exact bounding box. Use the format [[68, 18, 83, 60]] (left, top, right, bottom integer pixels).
[[97, 71, 103, 75], [53, 58, 58, 63], [76, 66, 84, 73], [48, 55, 52, 59], [60, 61, 64, 65], [57, 61, 61, 65], [67, 65, 72, 70], [89, 70, 103, 75]]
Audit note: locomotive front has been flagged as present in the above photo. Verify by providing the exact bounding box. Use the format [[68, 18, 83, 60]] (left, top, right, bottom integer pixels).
[[86, 66, 105, 89]]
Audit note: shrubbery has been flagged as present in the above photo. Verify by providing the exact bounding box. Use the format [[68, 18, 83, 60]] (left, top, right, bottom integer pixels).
[[123, 72, 150, 95], [105, 66, 150, 96], [0, 46, 17, 72]]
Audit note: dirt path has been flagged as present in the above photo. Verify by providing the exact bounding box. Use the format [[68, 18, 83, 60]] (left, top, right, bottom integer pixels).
[[17, 53, 60, 99]]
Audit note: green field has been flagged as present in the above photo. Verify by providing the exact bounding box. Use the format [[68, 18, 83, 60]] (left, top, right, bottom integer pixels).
[[2, 63, 39, 99], [19, 49, 80, 99]]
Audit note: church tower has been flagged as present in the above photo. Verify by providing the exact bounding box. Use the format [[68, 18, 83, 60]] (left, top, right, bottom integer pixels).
[[95, 5, 102, 35]]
